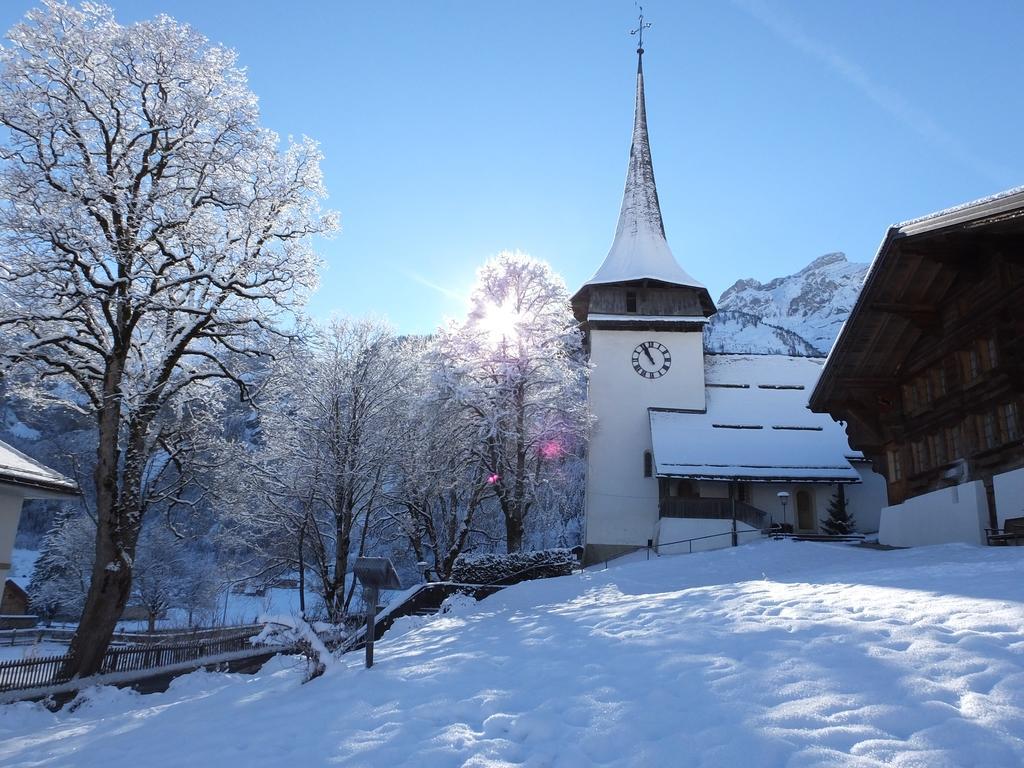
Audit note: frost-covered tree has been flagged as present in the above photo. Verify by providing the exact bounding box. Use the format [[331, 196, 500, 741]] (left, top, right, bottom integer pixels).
[[132, 525, 188, 633], [0, 3, 335, 675], [232, 319, 409, 620], [28, 509, 95, 623], [435, 252, 587, 552], [382, 340, 497, 579]]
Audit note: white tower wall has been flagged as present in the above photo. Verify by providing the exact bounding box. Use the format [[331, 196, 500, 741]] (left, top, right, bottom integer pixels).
[[585, 328, 705, 558]]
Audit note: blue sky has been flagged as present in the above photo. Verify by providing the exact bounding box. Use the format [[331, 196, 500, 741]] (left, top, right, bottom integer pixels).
[[3, 1, 1021, 333]]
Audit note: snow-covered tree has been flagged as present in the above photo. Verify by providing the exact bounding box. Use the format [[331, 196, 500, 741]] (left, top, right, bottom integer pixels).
[[175, 551, 221, 628], [0, 2, 335, 675], [28, 509, 95, 623], [232, 318, 409, 620], [132, 525, 188, 633], [435, 252, 587, 552], [381, 339, 498, 579]]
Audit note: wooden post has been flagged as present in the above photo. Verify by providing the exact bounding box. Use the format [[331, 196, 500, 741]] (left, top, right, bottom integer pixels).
[[731, 498, 738, 547], [364, 585, 379, 669]]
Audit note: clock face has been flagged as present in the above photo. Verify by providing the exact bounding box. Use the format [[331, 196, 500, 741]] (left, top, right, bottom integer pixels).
[[632, 341, 671, 379]]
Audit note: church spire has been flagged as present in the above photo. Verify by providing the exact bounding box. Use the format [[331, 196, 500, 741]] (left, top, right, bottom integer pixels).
[[618, 40, 666, 244], [572, 14, 715, 318]]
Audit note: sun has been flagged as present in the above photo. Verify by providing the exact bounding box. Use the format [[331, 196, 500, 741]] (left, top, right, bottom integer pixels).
[[477, 299, 522, 346]]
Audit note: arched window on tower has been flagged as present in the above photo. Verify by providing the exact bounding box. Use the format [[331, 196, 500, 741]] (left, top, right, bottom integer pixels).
[[643, 450, 653, 477]]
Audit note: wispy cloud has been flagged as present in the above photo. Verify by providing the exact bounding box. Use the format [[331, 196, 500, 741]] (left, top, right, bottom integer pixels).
[[732, 0, 1005, 186], [401, 269, 467, 303]]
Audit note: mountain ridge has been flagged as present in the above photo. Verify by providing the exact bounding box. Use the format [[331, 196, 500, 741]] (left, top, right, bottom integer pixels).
[[705, 252, 867, 357]]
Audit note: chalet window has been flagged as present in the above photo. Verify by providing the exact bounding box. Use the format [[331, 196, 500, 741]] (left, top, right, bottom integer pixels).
[[945, 425, 962, 461], [902, 383, 917, 411], [988, 337, 999, 369], [643, 450, 653, 477], [911, 441, 926, 473], [968, 347, 982, 381], [888, 449, 903, 481], [626, 291, 638, 313], [980, 412, 997, 449], [1000, 402, 1020, 443], [963, 415, 980, 453], [929, 432, 946, 466]]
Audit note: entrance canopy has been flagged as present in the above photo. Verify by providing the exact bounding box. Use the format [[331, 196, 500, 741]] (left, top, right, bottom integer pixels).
[[650, 355, 861, 483]]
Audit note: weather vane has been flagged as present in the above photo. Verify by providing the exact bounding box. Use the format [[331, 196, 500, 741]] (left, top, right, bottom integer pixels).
[[631, 5, 652, 53]]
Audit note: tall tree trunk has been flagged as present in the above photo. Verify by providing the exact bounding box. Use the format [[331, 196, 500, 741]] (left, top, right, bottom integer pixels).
[[505, 514, 525, 554], [65, 379, 137, 678]]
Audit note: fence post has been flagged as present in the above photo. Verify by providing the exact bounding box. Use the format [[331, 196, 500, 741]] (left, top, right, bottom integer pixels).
[[731, 498, 738, 547]]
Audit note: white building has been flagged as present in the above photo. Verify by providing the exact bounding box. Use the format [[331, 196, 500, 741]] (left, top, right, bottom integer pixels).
[[573, 45, 887, 563], [0, 439, 79, 586]]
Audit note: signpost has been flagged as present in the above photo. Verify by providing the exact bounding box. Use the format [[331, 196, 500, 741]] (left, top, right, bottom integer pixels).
[[352, 557, 402, 669]]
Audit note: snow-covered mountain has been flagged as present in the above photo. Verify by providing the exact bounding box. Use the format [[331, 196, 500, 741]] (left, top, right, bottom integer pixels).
[[704, 252, 868, 356]]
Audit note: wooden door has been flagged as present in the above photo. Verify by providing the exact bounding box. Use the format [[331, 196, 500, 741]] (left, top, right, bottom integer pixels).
[[796, 490, 815, 531]]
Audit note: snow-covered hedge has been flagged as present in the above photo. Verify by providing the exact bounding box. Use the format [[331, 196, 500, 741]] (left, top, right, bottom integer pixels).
[[450, 548, 578, 586]]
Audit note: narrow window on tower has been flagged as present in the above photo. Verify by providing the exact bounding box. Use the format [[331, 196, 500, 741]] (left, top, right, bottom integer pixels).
[[643, 450, 653, 478], [626, 291, 637, 313]]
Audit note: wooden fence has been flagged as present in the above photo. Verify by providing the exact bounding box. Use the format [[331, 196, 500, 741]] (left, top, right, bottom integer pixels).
[[0, 623, 263, 648], [0, 628, 275, 695]]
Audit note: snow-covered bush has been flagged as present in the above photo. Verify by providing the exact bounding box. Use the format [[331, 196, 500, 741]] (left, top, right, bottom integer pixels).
[[450, 548, 578, 585], [255, 615, 339, 682]]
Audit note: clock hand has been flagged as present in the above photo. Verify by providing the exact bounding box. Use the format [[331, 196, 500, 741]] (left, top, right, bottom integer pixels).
[[643, 346, 656, 365]]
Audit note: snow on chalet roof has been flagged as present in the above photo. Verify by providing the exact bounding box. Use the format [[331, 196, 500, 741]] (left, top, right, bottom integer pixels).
[[650, 355, 862, 483], [577, 53, 708, 297], [0, 439, 79, 498]]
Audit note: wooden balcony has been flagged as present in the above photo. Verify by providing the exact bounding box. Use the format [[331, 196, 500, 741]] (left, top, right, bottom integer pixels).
[[659, 497, 768, 530]]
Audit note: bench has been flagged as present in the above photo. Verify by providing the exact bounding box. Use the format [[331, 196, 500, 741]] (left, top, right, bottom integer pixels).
[[985, 517, 1024, 546]]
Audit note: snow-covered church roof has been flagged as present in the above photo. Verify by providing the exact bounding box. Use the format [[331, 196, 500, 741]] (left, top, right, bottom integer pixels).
[[0, 439, 79, 498], [650, 355, 862, 483], [573, 52, 713, 311]]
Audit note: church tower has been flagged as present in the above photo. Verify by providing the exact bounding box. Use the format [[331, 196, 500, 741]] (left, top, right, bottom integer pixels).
[[573, 35, 716, 564]]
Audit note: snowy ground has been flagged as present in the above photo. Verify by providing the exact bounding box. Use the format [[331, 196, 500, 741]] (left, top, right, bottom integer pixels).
[[1, 540, 1022, 767]]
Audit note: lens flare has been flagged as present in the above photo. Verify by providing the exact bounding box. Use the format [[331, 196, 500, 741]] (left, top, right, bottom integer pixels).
[[477, 300, 522, 346], [539, 440, 564, 459]]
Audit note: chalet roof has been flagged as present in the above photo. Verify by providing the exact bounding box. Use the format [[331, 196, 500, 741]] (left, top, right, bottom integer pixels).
[[809, 186, 1024, 414], [0, 439, 79, 498], [651, 354, 862, 483], [572, 51, 714, 315]]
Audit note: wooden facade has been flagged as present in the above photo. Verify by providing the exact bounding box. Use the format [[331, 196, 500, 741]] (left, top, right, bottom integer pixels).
[[809, 190, 1024, 525]]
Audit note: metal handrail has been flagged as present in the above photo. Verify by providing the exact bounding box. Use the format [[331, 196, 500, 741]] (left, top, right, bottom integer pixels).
[[649, 525, 767, 557], [656, 530, 742, 549]]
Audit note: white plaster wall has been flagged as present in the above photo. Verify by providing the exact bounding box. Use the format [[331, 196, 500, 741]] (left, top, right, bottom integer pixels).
[[993, 467, 1024, 526], [655, 517, 760, 554], [878, 481, 988, 547], [746, 483, 835, 531], [844, 461, 888, 533], [585, 328, 705, 549], [0, 491, 25, 585], [698, 481, 729, 499]]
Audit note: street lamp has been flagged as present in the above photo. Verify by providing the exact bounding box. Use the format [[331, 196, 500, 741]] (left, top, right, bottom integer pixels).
[[776, 491, 790, 533]]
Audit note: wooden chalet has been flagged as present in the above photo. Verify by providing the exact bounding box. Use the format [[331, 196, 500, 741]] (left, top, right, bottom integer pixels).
[[809, 188, 1024, 539]]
